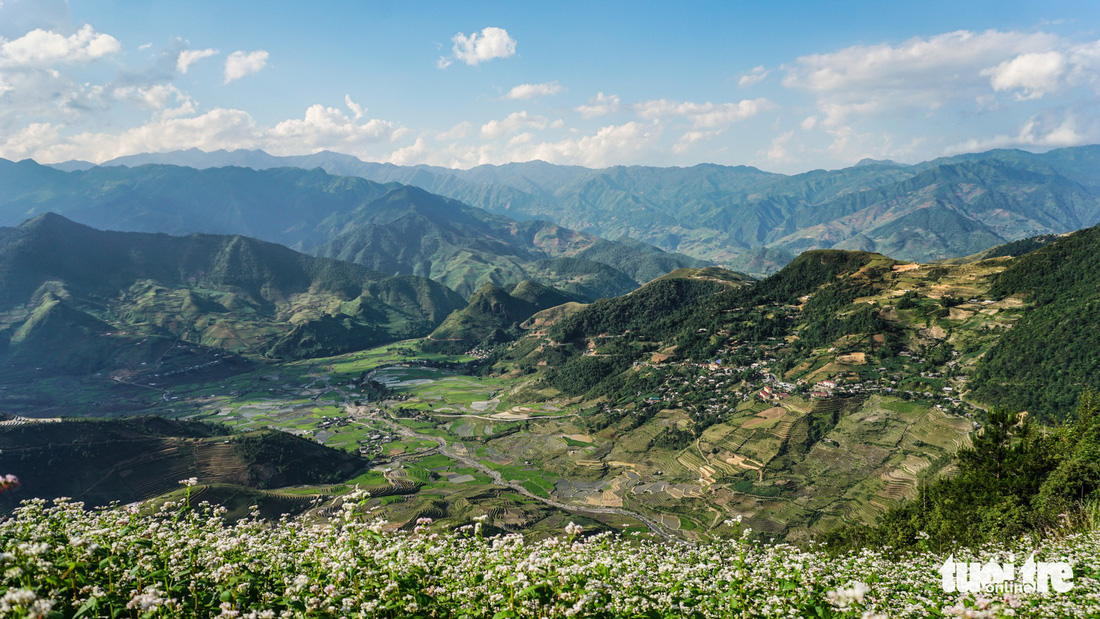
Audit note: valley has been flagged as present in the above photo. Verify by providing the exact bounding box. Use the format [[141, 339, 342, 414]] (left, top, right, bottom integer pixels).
[[0, 236, 1059, 543], [0, 150, 1097, 549], [7, 5, 1100, 615]]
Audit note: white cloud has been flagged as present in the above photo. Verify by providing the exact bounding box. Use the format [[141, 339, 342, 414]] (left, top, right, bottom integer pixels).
[[673, 129, 721, 154], [176, 48, 217, 74], [224, 50, 268, 83], [762, 130, 796, 162], [784, 30, 1059, 95], [0, 121, 63, 161], [634, 98, 772, 128], [480, 111, 547, 139], [2, 101, 409, 164], [775, 29, 1100, 166], [387, 137, 432, 166], [0, 24, 119, 67], [515, 122, 660, 167], [782, 29, 1063, 127], [738, 66, 769, 88], [983, 51, 1066, 100], [344, 94, 365, 120], [575, 92, 620, 119], [800, 116, 819, 131], [113, 84, 195, 118], [436, 121, 472, 141], [505, 81, 563, 100], [3, 108, 259, 163], [509, 131, 535, 146], [945, 110, 1098, 154], [441, 26, 517, 68], [266, 103, 400, 152]]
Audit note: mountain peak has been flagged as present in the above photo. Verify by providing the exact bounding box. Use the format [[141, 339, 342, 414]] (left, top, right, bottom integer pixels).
[[18, 212, 84, 232], [855, 158, 900, 167]]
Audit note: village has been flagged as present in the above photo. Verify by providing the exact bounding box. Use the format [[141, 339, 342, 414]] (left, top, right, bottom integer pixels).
[[590, 333, 981, 435]]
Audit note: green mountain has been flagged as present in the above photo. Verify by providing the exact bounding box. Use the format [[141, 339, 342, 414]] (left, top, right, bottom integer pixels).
[[0, 213, 465, 370], [304, 184, 704, 298], [0, 160, 705, 299], [458, 232, 1100, 539], [970, 224, 1100, 418], [85, 145, 1100, 274], [424, 280, 581, 352]]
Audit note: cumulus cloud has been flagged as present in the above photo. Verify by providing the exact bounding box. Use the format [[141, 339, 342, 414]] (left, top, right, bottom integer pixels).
[[945, 109, 1099, 154], [785, 30, 1059, 95], [2, 108, 259, 163], [224, 50, 268, 83], [113, 84, 196, 118], [176, 48, 218, 74], [480, 111, 547, 139], [0, 24, 119, 67], [515, 122, 659, 168], [1, 100, 408, 164], [344, 94, 365, 120], [505, 81, 563, 100], [440, 26, 516, 68], [738, 66, 769, 88], [775, 29, 1100, 165], [782, 29, 1066, 127], [575, 92, 620, 119], [386, 121, 661, 169], [387, 137, 432, 165], [634, 98, 772, 128], [983, 51, 1066, 100], [267, 103, 400, 152], [0, 24, 124, 136]]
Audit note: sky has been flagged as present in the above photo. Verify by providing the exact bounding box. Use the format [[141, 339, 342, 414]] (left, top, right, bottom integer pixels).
[[1, 1, 1099, 173]]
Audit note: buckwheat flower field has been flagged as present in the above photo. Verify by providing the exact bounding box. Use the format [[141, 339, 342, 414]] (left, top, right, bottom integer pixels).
[[1, 496, 1098, 618]]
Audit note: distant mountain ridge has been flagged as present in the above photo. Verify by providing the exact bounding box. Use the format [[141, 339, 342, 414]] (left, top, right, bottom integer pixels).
[[0, 159, 705, 298], [0, 213, 466, 367], [74, 145, 1100, 273]]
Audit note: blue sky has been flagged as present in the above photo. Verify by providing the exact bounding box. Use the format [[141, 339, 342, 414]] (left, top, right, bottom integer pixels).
[[1, 1, 1099, 172]]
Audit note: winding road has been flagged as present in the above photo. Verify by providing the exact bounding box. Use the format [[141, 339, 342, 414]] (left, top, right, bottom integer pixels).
[[362, 409, 684, 543]]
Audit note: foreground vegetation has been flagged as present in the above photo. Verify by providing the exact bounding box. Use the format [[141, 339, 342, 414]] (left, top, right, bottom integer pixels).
[[2, 493, 1098, 618], [827, 390, 1100, 551]]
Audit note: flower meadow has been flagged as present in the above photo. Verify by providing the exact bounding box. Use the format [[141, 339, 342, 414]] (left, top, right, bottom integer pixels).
[[1, 492, 1099, 618]]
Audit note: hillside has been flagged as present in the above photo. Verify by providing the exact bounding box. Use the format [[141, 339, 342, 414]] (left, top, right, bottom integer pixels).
[[4, 232, 1096, 544], [424, 280, 581, 353], [969, 224, 1100, 419], [0, 417, 366, 514], [85, 145, 1100, 274], [0, 214, 466, 371], [0, 160, 705, 298], [465, 249, 1038, 539]]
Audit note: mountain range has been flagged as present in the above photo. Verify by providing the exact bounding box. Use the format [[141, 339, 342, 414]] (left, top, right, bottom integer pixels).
[[0, 159, 704, 298], [64, 145, 1100, 274], [0, 213, 466, 371]]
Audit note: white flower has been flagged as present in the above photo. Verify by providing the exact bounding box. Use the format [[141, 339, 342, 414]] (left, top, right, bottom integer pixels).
[[179, 477, 199, 487], [826, 581, 869, 610], [126, 587, 172, 612]]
